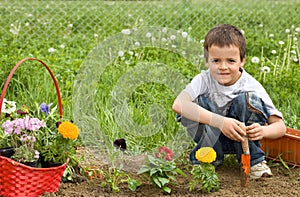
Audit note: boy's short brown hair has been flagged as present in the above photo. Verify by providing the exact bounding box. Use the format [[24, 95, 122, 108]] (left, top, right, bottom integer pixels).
[[203, 24, 246, 62]]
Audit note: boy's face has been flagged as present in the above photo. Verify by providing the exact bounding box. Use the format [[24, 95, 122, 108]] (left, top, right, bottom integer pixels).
[[207, 44, 245, 86]]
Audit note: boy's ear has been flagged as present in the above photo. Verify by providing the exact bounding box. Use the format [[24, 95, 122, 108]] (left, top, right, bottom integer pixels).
[[240, 57, 246, 67]]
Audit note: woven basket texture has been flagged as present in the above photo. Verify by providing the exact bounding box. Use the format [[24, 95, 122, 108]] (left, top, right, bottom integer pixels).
[[0, 156, 68, 197]]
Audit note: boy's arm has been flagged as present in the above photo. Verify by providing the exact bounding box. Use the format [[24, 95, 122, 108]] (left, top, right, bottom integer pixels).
[[172, 91, 246, 142], [247, 115, 286, 140]]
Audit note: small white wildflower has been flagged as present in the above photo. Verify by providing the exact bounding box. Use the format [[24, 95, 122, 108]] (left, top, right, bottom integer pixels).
[[188, 27, 192, 31], [48, 47, 56, 53], [295, 27, 300, 32], [128, 14, 132, 17], [118, 50, 124, 57], [294, 37, 298, 41], [181, 32, 188, 38], [26, 13, 33, 17], [128, 51, 134, 56], [172, 44, 176, 48], [258, 24, 263, 28], [125, 60, 130, 65], [59, 44, 65, 49], [139, 18, 144, 22], [181, 51, 186, 56], [94, 33, 98, 38], [291, 50, 296, 55], [279, 41, 284, 45], [269, 34, 274, 38], [25, 22, 30, 27], [121, 29, 131, 35], [162, 27, 167, 33], [271, 50, 277, 55], [285, 29, 290, 33], [134, 41, 140, 47], [251, 57, 260, 64], [146, 32, 152, 38], [68, 23, 73, 28], [161, 38, 167, 42], [170, 35, 176, 40], [293, 57, 298, 62], [260, 66, 270, 73]]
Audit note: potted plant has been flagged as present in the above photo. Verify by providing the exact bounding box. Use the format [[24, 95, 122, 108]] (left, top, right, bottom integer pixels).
[[1, 99, 80, 170]]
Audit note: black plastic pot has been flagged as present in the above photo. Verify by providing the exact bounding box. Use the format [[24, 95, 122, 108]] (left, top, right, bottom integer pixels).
[[0, 147, 15, 158]]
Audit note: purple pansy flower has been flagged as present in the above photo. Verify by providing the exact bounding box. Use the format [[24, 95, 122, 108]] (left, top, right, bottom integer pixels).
[[40, 103, 52, 116]]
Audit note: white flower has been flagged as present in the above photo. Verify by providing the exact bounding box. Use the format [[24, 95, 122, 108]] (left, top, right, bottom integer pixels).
[[1, 99, 16, 114], [269, 34, 274, 38], [94, 33, 98, 38], [146, 32, 152, 38], [271, 50, 277, 54], [26, 13, 33, 17], [121, 29, 131, 35], [170, 35, 176, 40], [68, 23, 73, 28], [251, 57, 260, 64], [25, 22, 30, 27], [260, 66, 270, 73], [134, 41, 140, 47], [295, 27, 300, 32], [162, 27, 167, 33], [171, 44, 176, 48], [279, 41, 284, 45], [293, 57, 298, 62], [59, 44, 65, 49], [294, 37, 298, 41], [258, 24, 263, 28], [291, 50, 296, 55], [285, 29, 290, 33], [188, 27, 192, 31], [118, 51, 124, 57], [161, 38, 167, 42], [48, 47, 56, 53], [181, 32, 188, 38]]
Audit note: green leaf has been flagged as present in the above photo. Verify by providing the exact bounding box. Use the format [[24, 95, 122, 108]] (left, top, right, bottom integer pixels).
[[162, 185, 171, 193], [157, 177, 169, 186], [152, 176, 162, 187], [127, 178, 142, 191]]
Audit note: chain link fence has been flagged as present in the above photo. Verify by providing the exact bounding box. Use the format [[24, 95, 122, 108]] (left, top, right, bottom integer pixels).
[[0, 0, 299, 56]]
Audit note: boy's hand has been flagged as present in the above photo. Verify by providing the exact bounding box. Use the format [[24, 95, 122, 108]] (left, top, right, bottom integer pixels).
[[220, 117, 246, 142], [246, 123, 264, 140]]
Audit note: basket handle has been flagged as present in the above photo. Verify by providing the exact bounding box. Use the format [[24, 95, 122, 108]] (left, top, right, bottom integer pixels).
[[0, 57, 63, 119]]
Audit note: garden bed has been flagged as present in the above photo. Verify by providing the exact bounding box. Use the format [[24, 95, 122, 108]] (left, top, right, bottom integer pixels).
[[42, 162, 300, 196]]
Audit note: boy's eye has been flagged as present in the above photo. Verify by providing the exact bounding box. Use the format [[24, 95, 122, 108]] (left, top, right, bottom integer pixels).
[[212, 59, 219, 63]]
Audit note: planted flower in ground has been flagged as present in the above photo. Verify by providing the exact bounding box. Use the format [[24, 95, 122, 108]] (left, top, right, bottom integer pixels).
[[189, 147, 220, 193], [138, 146, 185, 194]]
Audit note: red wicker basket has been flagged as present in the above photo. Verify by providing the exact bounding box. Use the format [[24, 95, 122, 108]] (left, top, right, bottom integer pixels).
[[0, 58, 68, 197]]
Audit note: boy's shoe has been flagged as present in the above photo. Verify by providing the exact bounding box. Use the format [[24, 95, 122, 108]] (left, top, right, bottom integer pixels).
[[250, 160, 272, 179]]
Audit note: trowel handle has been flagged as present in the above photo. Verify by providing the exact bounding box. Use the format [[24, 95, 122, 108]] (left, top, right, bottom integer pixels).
[[239, 123, 250, 154]]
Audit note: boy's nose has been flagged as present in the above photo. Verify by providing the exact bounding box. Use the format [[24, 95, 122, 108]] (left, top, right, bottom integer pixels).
[[219, 62, 228, 70]]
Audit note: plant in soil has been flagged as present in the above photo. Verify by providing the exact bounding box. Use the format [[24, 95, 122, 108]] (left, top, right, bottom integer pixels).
[[189, 147, 220, 193], [138, 146, 186, 194]]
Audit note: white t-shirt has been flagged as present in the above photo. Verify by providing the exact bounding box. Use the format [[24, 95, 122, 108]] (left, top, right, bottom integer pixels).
[[184, 68, 282, 118]]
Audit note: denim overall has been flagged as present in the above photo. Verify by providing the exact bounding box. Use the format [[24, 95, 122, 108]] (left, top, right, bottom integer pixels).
[[178, 92, 269, 167]]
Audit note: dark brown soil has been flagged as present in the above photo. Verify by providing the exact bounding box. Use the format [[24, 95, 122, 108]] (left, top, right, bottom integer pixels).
[[42, 153, 300, 197]]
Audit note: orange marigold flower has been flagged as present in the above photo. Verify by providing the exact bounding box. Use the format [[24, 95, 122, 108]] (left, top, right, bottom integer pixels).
[[58, 121, 80, 140], [195, 147, 216, 163]]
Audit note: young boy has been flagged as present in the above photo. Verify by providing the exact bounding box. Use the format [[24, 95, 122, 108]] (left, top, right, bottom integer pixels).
[[172, 24, 286, 179]]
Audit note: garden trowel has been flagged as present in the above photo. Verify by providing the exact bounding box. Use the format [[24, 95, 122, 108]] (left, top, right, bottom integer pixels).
[[240, 124, 250, 187]]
